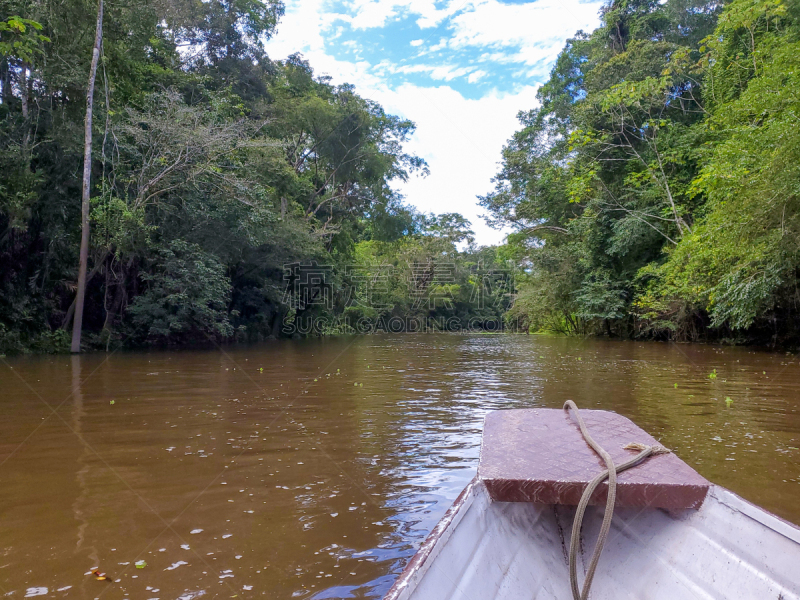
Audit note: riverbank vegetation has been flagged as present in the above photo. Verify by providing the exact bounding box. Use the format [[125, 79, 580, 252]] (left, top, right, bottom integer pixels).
[[0, 0, 511, 353], [3, 0, 800, 353], [483, 0, 800, 346]]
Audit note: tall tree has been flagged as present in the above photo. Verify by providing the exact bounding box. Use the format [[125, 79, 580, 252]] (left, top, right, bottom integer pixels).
[[70, 0, 103, 353]]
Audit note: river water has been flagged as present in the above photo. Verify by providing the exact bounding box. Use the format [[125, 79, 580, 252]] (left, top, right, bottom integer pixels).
[[1, 334, 799, 599]]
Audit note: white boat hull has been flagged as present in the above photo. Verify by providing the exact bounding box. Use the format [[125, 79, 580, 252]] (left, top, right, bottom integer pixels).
[[386, 478, 800, 600]]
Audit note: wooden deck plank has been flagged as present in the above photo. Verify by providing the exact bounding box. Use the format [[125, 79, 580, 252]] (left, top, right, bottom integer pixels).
[[478, 408, 709, 509]]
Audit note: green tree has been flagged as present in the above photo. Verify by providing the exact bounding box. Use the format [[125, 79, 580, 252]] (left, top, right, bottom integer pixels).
[[639, 0, 800, 341], [482, 0, 720, 338]]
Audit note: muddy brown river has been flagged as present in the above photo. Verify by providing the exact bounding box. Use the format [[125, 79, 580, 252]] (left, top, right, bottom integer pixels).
[[1, 334, 799, 599]]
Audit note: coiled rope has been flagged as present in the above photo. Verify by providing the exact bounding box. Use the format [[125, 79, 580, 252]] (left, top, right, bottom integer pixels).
[[563, 400, 671, 600]]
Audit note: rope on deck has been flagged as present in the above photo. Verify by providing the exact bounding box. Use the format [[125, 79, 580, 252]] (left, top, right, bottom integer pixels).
[[563, 400, 670, 600]]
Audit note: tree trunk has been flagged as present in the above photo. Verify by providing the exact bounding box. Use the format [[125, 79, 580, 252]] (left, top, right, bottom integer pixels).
[[71, 0, 104, 353], [0, 61, 9, 104], [20, 67, 30, 156]]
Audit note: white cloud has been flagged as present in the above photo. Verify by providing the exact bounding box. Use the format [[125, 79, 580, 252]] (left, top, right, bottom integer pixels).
[[467, 69, 487, 83], [427, 37, 449, 52], [449, 0, 600, 59], [428, 65, 474, 81], [329, 0, 468, 30], [348, 0, 398, 29], [265, 0, 603, 244], [372, 62, 478, 82], [373, 84, 540, 245], [269, 0, 333, 60]]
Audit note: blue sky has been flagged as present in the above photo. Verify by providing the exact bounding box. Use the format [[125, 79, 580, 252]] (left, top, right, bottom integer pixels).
[[265, 0, 605, 245]]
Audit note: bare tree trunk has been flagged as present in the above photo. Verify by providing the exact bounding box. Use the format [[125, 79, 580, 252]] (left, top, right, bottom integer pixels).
[[20, 67, 30, 156], [0, 60, 9, 104], [71, 0, 104, 353]]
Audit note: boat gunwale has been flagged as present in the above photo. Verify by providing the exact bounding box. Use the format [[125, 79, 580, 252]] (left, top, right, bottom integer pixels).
[[710, 485, 800, 545], [383, 477, 479, 600]]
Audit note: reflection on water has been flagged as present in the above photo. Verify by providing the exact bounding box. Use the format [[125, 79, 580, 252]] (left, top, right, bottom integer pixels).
[[1, 335, 799, 598]]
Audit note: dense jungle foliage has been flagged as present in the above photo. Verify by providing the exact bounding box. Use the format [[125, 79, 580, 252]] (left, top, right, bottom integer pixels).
[[3, 0, 800, 353], [0, 0, 513, 353], [483, 0, 800, 345]]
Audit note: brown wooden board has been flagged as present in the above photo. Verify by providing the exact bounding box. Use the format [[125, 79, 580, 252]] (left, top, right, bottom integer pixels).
[[478, 408, 709, 509]]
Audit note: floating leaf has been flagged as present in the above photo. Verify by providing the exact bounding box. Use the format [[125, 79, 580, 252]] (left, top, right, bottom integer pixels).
[[135, 560, 147, 569], [109, 400, 115, 405]]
